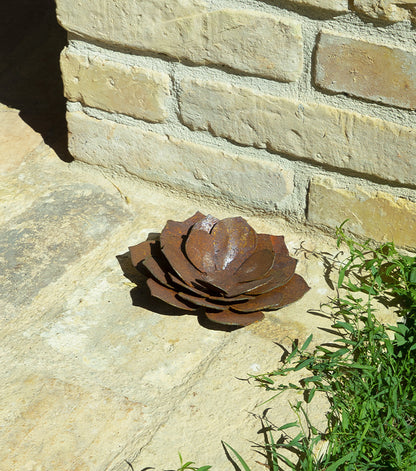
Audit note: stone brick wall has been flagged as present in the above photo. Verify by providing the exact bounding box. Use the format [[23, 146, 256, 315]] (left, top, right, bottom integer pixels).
[[56, 0, 416, 249]]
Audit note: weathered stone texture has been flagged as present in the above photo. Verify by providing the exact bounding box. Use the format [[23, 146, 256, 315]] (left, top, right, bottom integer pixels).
[[308, 177, 416, 248], [315, 31, 416, 110], [0, 374, 144, 470], [132, 326, 329, 469], [352, 0, 416, 23], [56, 0, 303, 81], [0, 183, 130, 314], [0, 107, 43, 173], [60, 48, 170, 122], [287, 0, 348, 12], [179, 78, 416, 186], [67, 111, 294, 211]]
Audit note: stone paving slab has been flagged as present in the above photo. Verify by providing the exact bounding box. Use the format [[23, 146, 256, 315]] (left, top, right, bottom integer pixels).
[[0, 105, 43, 174], [0, 110, 398, 470], [0, 372, 145, 471], [0, 183, 131, 319]]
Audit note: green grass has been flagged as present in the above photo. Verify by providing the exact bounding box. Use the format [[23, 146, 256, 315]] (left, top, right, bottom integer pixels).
[[176, 451, 212, 471], [178, 225, 416, 470]]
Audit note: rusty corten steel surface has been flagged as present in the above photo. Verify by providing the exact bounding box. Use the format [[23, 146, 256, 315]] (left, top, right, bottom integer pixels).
[[128, 212, 310, 327]]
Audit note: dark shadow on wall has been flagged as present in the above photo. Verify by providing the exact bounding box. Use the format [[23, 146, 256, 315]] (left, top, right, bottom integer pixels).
[[0, 0, 73, 161]]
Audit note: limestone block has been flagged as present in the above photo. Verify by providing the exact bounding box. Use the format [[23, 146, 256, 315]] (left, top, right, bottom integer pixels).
[[308, 177, 416, 249], [315, 31, 416, 110], [287, 0, 348, 12], [352, 0, 416, 23], [201, 9, 303, 81], [67, 111, 294, 212], [179, 77, 416, 186], [56, 0, 303, 81], [60, 48, 170, 122]]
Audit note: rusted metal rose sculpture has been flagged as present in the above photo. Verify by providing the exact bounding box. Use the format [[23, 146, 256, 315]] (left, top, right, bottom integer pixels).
[[129, 212, 310, 327]]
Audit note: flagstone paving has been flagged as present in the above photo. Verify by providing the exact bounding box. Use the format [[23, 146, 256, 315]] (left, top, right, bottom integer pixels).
[[0, 107, 398, 471]]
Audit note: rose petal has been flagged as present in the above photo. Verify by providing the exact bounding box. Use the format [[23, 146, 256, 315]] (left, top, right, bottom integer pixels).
[[194, 233, 274, 296], [273, 273, 310, 308], [185, 216, 257, 275], [205, 309, 264, 326], [197, 272, 274, 298], [166, 272, 209, 297], [211, 217, 257, 271], [142, 256, 173, 288], [192, 230, 276, 295], [231, 274, 310, 312], [208, 292, 254, 302], [160, 212, 206, 286], [193, 278, 228, 297], [270, 235, 289, 257], [234, 249, 275, 283], [129, 240, 154, 267], [147, 278, 196, 311], [246, 255, 297, 295], [256, 234, 275, 251], [227, 275, 275, 297], [232, 233, 274, 281], [177, 292, 224, 311], [185, 215, 220, 273], [167, 272, 253, 302]]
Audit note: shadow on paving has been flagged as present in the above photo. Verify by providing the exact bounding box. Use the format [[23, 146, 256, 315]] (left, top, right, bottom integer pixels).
[[0, 0, 71, 161], [117, 250, 241, 333]]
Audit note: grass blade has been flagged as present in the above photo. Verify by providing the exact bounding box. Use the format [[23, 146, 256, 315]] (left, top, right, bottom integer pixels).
[[222, 442, 251, 471]]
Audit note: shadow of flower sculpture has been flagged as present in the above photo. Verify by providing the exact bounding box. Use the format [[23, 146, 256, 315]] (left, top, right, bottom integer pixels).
[[129, 212, 310, 327]]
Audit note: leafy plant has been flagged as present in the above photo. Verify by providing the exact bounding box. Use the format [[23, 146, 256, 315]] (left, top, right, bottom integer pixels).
[[222, 442, 253, 471], [335, 222, 416, 324], [249, 225, 416, 470]]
